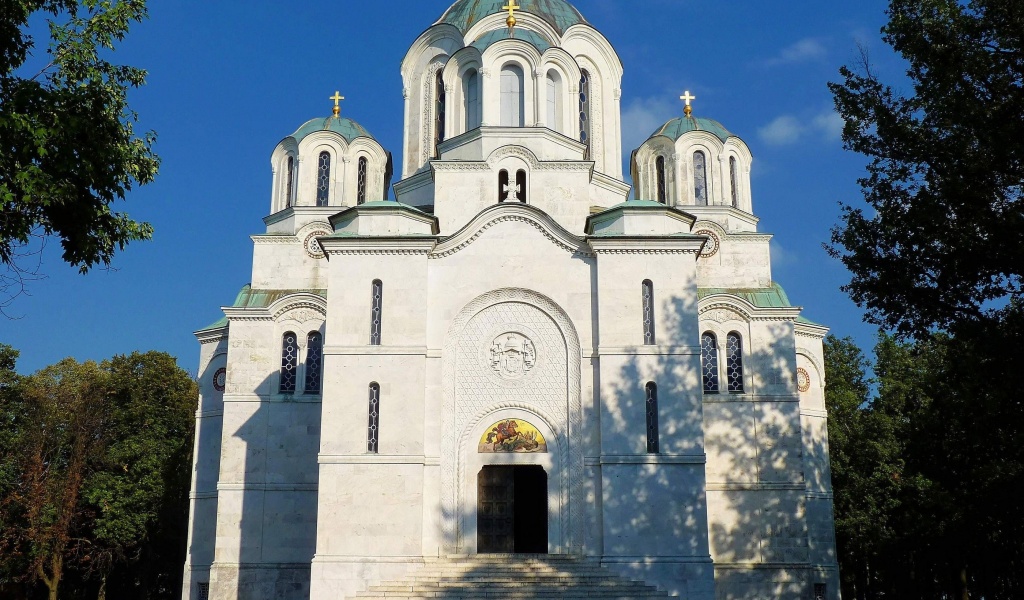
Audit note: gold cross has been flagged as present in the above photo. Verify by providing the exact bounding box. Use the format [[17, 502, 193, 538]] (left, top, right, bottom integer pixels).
[[680, 90, 697, 117], [329, 91, 345, 117], [503, 0, 520, 29]]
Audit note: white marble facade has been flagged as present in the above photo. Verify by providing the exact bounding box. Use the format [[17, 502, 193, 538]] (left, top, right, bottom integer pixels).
[[181, 2, 840, 599]]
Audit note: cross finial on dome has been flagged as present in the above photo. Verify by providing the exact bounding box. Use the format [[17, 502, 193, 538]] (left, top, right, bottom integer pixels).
[[330, 91, 345, 117], [503, 0, 520, 35], [680, 91, 697, 117]]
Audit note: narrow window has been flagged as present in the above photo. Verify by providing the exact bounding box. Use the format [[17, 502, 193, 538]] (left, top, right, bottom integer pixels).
[[357, 157, 368, 205], [498, 170, 510, 202], [280, 332, 298, 394], [464, 69, 481, 130], [701, 333, 720, 393], [316, 151, 331, 206], [546, 70, 562, 132], [579, 70, 591, 158], [642, 280, 656, 345], [729, 156, 740, 208], [197, 583, 210, 600], [814, 584, 827, 600], [693, 150, 708, 206], [515, 170, 527, 203], [656, 156, 667, 204], [727, 332, 744, 393], [645, 382, 659, 454], [367, 383, 381, 453], [303, 331, 323, 394], [434, 70, 446, 157], [285, 156, 295, 208], [500, 64, 525, 127], [370, 280, 383, 345]]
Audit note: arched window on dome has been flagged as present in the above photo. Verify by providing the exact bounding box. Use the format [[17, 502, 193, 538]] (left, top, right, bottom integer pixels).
[[285, 156, 295, 208], [357, 157, 368, 205], [701, 332, 719, 394], [546, 70, 562, 133], [280, 331, 298, 394], [579, 70, 591, 158], [500, 64, 525, 127], [645, 382, 659, 454], [727, 332, 744, 393], [303, 331, 323, 394], [367, 382, 381, 453], [316, 151, 331, 206], [464, 69, 481, 131], [693, 150, 708, 206], [656, 156, 667, 204], [729, 156, 740, 208], [434, 70, 446, 158]]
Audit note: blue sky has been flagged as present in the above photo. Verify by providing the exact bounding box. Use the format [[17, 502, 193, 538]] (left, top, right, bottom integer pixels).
[[2, 0, 901, 374]]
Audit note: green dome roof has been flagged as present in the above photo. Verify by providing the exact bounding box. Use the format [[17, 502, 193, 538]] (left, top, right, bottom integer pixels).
[[649, 116, 733, 143], [290, 116, 374, 144], [471, 28, 551, 53], [438, 0, 587, 35]]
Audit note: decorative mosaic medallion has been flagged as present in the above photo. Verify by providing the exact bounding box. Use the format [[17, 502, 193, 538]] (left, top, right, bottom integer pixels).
[[478, 419, 548, 453], [488, 332, 537, 380], [213, 367, 227, 392], [797, 368, 811, 393], [303, 230, 330, 259], [696, 229, 720, 258]]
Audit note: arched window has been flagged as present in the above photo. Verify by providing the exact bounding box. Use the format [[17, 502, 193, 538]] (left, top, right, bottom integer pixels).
[[280, 332, 298, 394], [499, 170, 510, 202], [285, 156, 295, 208], [656, 156, 667, 204], [434, 70, 446, 157], [367, 383, 381, 453], [516, 170, 527, 203], [579, 70, 591, 158], [701, 332, 719, 394], [693, 150, 708, 206], [500, 64, 525, 127], [645, 382, 659, 454], [642, 280, 656, 345], [727, 332, 744, 393], [304, 331, 323, 394], [464, 69, 481, 130], [357, 157, 368, 205], [546, 70, 562, 132], [316, 151, 331, 206], [370, 279, 383, 345], [729, 156, 740, 208]]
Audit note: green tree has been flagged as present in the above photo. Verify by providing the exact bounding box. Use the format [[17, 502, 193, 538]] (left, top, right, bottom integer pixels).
[[827, 0, 1024, 337], [1, 0, 159, 313]]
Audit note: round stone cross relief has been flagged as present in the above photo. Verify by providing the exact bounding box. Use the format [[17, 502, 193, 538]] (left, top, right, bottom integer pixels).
[[213, 367, 227, 392], [304, 230, 331, 259], [488, 332, 537, 380], [696, 229, 720, 258], [797, 368, 811, 393]]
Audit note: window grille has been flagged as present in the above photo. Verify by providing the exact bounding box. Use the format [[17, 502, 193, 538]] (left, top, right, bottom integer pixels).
[[280, 332, 298, 394], [729, 156, 739, 208], [197, 583, 210, 600], [642, 280, 656, 345], [304, 331, 323, 394], [357, 157, 368, 205], [727, 332, 744, 393], [316, 151, 331, 206], [434, 71, 446, 157], [367, 383, 381, 453], [694, 151, 708, 205], [656, 156, 667, 204], [370, 280, 383, 345], [814, 584, 827, 600], [645, 382, 659, 454], [285, 156, 295, 208], [701, 333, 720, 393], [579, 70, 591, 158]]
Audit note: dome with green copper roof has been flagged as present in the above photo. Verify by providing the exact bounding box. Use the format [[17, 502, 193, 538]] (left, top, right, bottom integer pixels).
[[289, 115, 374, 144], [438, 0, 587, 35], [648, 116, 733, 144]]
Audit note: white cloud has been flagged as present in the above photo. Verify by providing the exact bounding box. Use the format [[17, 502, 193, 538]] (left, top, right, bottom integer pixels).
[[758, 111, 845, 146], [621, 96, 677, 156], [770, 241, 799, 268], [765, 38, 828, 66]]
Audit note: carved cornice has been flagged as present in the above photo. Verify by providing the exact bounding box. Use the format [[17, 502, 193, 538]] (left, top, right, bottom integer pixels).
[[587, 237, 704, 255], [431, 204, 592, 259], [698, 295, 802, 323]]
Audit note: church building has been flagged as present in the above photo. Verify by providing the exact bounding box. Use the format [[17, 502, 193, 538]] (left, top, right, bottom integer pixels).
[[182, 1, 840, 598]]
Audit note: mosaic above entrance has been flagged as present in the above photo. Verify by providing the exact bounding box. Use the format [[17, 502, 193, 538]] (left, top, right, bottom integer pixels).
[[479, 419, 548, 453]]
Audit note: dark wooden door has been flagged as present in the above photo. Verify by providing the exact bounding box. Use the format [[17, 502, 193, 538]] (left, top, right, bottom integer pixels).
[[478, 466, 515, 553]]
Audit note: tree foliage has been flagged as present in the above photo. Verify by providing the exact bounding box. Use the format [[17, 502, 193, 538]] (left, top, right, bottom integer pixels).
[[0, 1, 159, 313], [827, 0, 1024, 336]]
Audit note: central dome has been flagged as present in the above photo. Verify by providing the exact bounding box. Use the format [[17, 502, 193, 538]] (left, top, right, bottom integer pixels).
[[437, 0, 588, 35]]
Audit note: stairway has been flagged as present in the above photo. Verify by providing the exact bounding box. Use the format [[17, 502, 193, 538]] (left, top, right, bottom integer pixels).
[[350, 554, 673, 599]]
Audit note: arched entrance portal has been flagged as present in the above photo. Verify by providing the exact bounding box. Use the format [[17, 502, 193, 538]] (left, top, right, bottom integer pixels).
[[478, 465, 548, 554]]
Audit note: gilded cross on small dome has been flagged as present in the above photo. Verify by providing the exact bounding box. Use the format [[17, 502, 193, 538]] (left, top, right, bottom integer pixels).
[[329, 91, 345, 117], [503, 0, 520, 31], [680, 91, 697, 117]]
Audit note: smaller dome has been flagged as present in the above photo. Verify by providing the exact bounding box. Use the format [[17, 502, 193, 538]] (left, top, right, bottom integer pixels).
[[290, 116, 374, 144], [648, 116, 733, 144], [438, 0, 587, 35]]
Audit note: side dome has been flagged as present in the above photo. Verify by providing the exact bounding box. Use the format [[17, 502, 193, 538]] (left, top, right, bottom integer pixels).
[[437, 0, 587, 35], [648, 116, 733, 144], [290, 115, 375, 144]]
